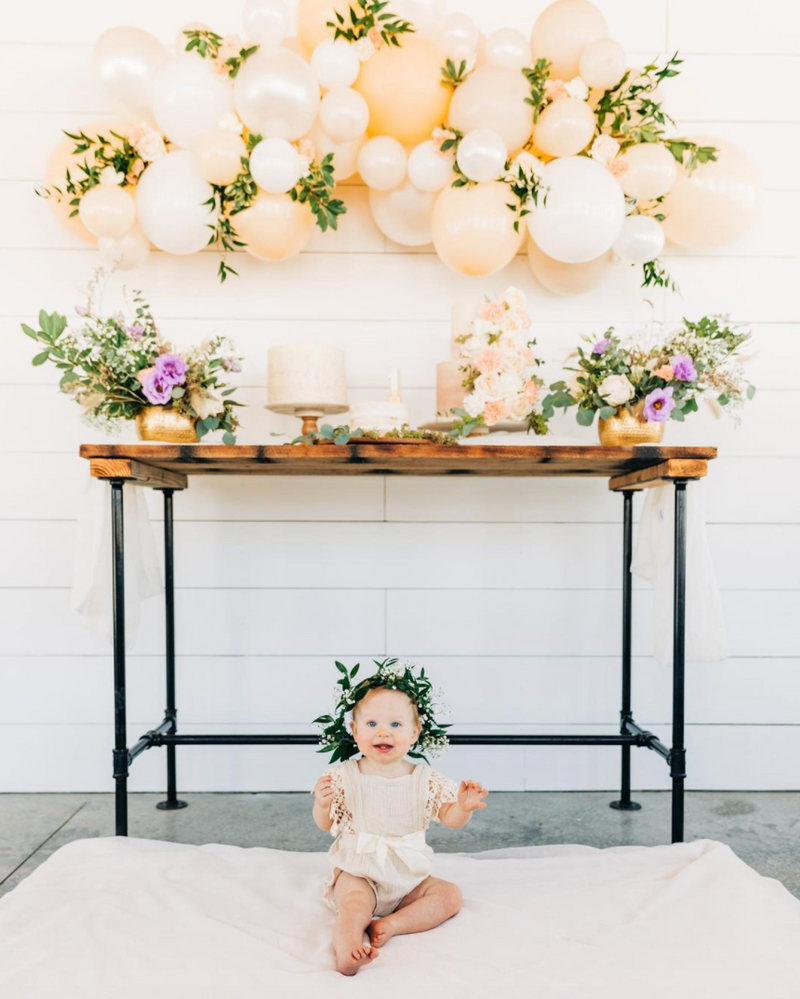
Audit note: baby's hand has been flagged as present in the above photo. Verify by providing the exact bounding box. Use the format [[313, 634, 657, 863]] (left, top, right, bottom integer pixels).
[[457, 779, 488, 812], [312, 774, 334, 808]]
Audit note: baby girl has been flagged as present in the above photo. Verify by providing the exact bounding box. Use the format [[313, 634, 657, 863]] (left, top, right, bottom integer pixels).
[[311, 658, 488, 976]]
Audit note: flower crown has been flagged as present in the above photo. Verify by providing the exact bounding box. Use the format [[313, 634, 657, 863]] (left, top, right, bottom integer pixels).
[[312, 657, 452, 765]]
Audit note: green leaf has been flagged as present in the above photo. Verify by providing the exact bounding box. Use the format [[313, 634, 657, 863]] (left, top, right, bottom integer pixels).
[[576, 407, 596, 427], [205, 416, 221, 430], [222, 431, 236, 444], [746, 384, 756, 400], [32, 350, 50, 366], [195, 420, 210, 438], [21, 323, 40, 340], [171, 386, 185, 399], [598, 406, 617, 421]]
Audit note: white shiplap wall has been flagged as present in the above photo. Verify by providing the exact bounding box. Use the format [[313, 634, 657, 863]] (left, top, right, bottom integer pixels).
[[1, 0, 799, 794]]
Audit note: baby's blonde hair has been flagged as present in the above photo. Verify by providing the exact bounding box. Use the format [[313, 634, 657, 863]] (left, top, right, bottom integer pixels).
[[352, 685, 421, 728]]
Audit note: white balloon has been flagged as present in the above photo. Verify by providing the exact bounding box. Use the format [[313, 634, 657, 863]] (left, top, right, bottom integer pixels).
[[484, 28, 530, 69], [92, 26, 168, 118], [305, 122, 365, 181], [613, 214, 665, 263], [249, 137, 303, 192], [579, 37, 627, 90], [369, 180, 436, 246], [79, 185, 137, 238], [242, 0, 289, 46], [408, 140, 453, 192], [357, 136, 407, 190], [392, 0, 445, 38], [311, 38, 360, 90], [99, 224, 152, 270], [319, 87, 370, 143], [136, 151, 217, 254], [152, 55, 234, 149], [527, 155, 625, 263], [439, 12, 479, 62], [456, 128, 507, 182], [234, 48, 320, 141]]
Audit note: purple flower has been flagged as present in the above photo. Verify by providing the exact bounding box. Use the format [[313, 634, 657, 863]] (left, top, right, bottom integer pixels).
[[670, 354, 697, 382], [127, 323, 145, 339], [75, 305, 87, 316], [154, 353, 187, 386], [592, 337, 612, 355], [222, 355, 242, 373], [141, 370, 173, 405], [643, 386, 675, 422]]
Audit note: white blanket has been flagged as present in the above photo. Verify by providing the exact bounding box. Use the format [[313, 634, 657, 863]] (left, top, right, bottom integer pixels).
[[0, 837, 797, 999]]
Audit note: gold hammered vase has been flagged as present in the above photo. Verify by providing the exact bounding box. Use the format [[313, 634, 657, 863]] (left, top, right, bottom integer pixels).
[[597, 402, 665, 446], [136, 406, 199, 443]]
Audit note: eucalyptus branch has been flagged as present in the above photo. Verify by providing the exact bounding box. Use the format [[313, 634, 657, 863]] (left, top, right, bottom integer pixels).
[[289, 153, 347, 232], [183, 29, 259, 78], [35, 129, 143, 212], [641, 258, 679, 292], [522, 58, 552, 123]]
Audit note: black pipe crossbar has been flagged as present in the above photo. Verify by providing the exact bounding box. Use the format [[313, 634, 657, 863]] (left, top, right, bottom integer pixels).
[[149, 732, 646, 747]]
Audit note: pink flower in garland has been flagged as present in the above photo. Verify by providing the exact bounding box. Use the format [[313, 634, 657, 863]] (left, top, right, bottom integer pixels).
[[670, 354, 698, 381], [643, 386, 675, 422]]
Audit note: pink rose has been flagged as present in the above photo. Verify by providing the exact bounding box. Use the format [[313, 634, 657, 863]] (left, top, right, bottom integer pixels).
[[655, 364, 674, 381], [483, 399, 510, 425], [367, 25, 383, 47], [521, 348, 537, 366], [523, 380, 540, 405], [126, 159, 145, 184], [517, 309, 532, 329], [545, 79, 569, 101], [503, 352, 526, 375], [479, 301, 506, 324], [475, 347, 503, 375], [608, 158, 630, 180]]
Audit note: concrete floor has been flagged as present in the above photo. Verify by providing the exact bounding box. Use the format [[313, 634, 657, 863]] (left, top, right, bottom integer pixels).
[[1, 791, 798, 900]]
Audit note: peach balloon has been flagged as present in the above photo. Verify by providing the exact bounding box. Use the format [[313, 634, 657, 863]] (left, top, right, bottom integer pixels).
[[448, 65, 533, 156], [530, 0, 608, 81], [661, 138, 761, 249], [432, 180, 524, 276], [235, 192, 314, 260], [527, 237, 615, 295], [296, 0, 349, 55], [619, 142, 678, 200], [355, 36, 452, 147], [579, 37, 626, 89], [533, 97, 595, 157], [78, 184, 136, 238], [194, 128, 247, 185], [282, 36, 307, 58]]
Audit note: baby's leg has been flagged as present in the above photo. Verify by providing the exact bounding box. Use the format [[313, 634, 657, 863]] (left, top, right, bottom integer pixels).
[[331, 871, 380, 976], [369, 876, 462, 948]]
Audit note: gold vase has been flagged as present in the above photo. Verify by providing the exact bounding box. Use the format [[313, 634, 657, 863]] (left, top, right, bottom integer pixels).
[[136, 406, 199, 444], [597, 403, 665, 446]]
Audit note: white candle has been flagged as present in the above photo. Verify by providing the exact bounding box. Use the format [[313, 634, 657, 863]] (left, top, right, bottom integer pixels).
[[388, 368, 401, 401]]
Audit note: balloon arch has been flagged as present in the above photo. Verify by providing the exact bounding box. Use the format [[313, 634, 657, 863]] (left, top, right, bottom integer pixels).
[[39, 0, 761, 293]]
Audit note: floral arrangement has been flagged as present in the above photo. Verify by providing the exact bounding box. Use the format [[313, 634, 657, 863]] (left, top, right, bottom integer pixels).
[[449, 286, 548, 437], [182, 28, 259, 78], [542, 317, 756, 428], [327, 0, 414, 57], [313, 657, 452, 764], [289, 423, 458, 445], [21, 270, 244, 441]]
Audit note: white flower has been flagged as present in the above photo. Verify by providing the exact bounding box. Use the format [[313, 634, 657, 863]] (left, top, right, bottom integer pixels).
[[464, 390, 486, 418], [590, 135, 620, 167], [506, 150, 543, 182], [501, 286, 527, 310], [189, 389, 226, 420], [508, 394, 530, 421], [354, 36, 376, 61], [218, 112, 244, 134], [498, 370, 524, 397], [458, 333, 488, 357], [598, 374, 635, 406], [135, 128, 167, 162], [98, 166, 125, 186], [567, 371, 585, 398], [565, 76, 589, 101]]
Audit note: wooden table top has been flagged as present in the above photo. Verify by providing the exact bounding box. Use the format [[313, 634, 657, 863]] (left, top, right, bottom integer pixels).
[[79, 443, 717, 492]]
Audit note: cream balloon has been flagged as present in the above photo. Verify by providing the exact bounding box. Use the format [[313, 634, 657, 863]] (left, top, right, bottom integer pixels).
[[152, 55, 235, 149], [243, 0, 290, 46], [236, 192, 314, 260], [354, 36, 451, 146], [296, 0, 349, 54], [438, 12, 479, 62], [249, 137, 303, 193], [306, 121, 365, 180], [579, 37, 626, 89], [79, 185, 136, 239], [234, 48, 320, 141], [456, 128, 508, 183], [612, 215, 665, 263], [527, 155, 625, 263], [91, 26, 168, 118], [533, 97, 595, 157], [408, 140, 454, 192], [175, 22, 210, 56], [357, 136, 407, 190], [448, 66, 533, 156], [369, 180, 437, 246], [281, 35, 307, 58], [193, 128, 247, 184], [99, 224, 152, 270], [393, 0, 445, 38], [527, 238, 616, 295], [311, 38, 359, 89], [661, 138, 761, 249], [136, 151, 217, 254], [530, 0, 608, 81], [619, 143, 678, 200], [319, 87, 370, 143], [432, 180, 524, 276], [484, 28, 530, 69]]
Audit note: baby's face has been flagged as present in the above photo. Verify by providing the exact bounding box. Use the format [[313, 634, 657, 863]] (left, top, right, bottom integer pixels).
[[350, 688, 422, 764]]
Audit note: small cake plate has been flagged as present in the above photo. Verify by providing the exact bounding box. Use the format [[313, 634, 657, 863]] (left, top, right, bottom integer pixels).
[[419, 420, 527, 434]]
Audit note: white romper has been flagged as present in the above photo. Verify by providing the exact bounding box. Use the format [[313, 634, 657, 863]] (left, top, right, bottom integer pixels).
[[320, 759, 459, 918]]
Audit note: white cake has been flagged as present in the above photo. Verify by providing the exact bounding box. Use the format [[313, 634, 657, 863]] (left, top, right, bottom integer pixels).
[[266, 344, 348, 412], [347, 400, 411, 432], [435, 301, 481, 418]]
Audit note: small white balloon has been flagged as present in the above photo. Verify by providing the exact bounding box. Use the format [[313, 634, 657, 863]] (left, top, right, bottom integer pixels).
[[357, 136, 407, 190], [242, 0, 289, 47], [456, 128, 507, 182], [311, 38, 360, 90], [234, 48, 320, 141], [484, 28, 529, 69], [369, 179, 437, 246], [439, 12, 479, 62], [319, 87, 370, 143], [408, 140, 454, 192], [249, 137, 303, 193], [79, 185, 136, 238], [152, 55, 235, 149], [306, 121, 365, 181], [613, 214, 665, 263], [135, 150, 217, 255], [99, 224, 151, 270], [579, 38, 627, 90]]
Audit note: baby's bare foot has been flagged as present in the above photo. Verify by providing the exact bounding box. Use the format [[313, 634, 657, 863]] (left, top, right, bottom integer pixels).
[[369, 917, 397, 948], [336, 942, 379, 976]]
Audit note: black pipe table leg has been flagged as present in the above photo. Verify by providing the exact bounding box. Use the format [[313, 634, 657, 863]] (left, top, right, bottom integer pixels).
[[670, 481, 688, 843], [111, 481, 129, 836], [611, 490, 641, 812], [157, 488, 188, 813]]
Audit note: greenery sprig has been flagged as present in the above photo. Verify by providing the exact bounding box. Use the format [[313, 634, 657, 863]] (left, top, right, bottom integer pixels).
[[327, 1, 414, 46], [522, 58, 552, 122], [288, 423, 459, 446], [505, 156, 546, 232], [441, 57, 473, 87], [35, 129, 143, 214], [290, 152, 347, 232], [183, 29, 258, 78], [435, 127, 475, 188]]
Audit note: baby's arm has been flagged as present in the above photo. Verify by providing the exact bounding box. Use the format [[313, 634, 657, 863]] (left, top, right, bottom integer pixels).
[[438, 779, 488, 829], [311, 773, 334, 832]]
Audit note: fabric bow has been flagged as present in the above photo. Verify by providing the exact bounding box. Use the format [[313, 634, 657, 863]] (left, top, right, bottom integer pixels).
[[355, 830, 430, 877]]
